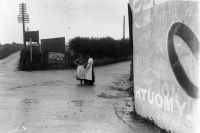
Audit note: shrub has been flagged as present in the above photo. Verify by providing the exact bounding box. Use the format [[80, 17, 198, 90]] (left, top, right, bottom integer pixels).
[[19, 45, 44, 70], [0, 43, 23, 59], [69, 37, 132, 59]]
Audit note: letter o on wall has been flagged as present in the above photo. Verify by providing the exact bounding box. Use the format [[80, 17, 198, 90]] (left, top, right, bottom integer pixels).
[[155, 94, 163, 108], [167, 22, 199, 98]]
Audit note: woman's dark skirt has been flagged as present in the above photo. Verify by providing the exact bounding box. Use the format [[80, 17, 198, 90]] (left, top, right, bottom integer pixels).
[[85, 66, 95, 85]]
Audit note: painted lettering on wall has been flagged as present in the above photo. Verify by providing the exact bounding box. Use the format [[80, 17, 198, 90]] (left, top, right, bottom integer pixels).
[[131, 0, 168, 13], [135, 86, 196, 122]]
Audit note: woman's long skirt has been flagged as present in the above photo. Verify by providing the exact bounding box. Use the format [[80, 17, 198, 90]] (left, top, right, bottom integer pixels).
[[76, 65, 85, 80], [85, 66, 95, 85]]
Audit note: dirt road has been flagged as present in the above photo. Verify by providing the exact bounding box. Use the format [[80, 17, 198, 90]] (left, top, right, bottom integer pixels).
[[0, 52, 160, 133]]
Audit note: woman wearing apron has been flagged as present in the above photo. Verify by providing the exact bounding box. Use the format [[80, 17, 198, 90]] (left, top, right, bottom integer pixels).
[[74, 54, 86, 85], [85, 56, 95, 85]]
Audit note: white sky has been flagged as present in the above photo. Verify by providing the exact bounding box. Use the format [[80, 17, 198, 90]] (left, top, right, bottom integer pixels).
[[0, 0, 129, 44]]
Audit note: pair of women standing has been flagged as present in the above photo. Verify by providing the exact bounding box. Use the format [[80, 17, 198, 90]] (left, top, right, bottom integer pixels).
[[74, 54, 95, 85]]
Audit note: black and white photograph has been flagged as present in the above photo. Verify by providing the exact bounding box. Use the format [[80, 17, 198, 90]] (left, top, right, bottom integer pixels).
[[0, 0, 199, 133]]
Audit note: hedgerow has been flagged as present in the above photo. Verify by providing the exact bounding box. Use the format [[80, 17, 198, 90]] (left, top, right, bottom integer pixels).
[[69, 37, 132, 58]]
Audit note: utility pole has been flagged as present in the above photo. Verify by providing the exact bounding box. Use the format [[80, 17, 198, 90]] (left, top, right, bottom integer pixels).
[[18, 3, 29, 48], [123, 15, 125, 40], [128, 4, 133, 81]]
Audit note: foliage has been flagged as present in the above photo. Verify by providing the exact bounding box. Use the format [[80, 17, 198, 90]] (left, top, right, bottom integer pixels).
[[69, 37, 132, 59], [0, 43, 23, 59], [19, 45, 44, 70], [19, 45, 70, 70]]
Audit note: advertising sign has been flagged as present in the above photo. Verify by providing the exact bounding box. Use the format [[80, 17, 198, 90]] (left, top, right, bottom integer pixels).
[[129, 0, 199, 133], [25, 31, 39, 42], [41, 37, 65, 53], [48, 52, 64, 64]]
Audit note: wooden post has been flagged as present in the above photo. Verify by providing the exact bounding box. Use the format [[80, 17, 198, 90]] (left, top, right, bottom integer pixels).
[[18, 3, 29, 48], [30, 38, 32, 62], [123, 15, 125, 40]]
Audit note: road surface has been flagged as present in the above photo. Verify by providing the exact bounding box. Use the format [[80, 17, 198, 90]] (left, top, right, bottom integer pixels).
[[0, 52, 160, 133]]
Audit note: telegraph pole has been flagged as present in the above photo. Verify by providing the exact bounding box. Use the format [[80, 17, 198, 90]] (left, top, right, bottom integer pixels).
[[123, 15, 125, 40], [18, 3, 29, 48]]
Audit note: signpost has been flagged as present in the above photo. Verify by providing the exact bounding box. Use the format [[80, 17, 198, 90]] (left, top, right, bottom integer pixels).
[[29, 38, 32, 62], [18, 3, 29, 48]]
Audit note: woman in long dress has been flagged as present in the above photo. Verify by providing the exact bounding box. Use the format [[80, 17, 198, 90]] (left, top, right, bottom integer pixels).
[[74, 54, 86, 85], [85, 56, 95, 85]]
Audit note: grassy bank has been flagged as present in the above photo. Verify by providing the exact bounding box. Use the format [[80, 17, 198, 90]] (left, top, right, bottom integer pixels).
[[0, 43, 23, 59]]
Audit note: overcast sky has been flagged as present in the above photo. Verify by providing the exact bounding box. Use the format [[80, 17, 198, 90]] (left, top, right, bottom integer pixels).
[[0, 0, 129, 44]]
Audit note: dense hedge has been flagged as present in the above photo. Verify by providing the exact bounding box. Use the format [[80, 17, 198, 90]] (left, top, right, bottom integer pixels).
[[19, 45, 70, 70], [0, 43, 23, 59], [18, 37, 132, 70], [69, 37, 132, 58], [19, 46, 44, 70]]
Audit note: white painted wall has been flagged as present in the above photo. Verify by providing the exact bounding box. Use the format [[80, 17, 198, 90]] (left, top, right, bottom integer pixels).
[[129, 0, 200, 132]]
